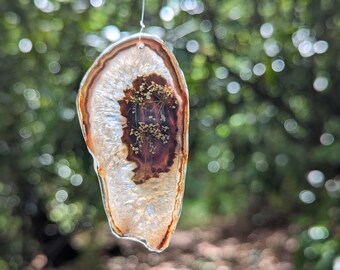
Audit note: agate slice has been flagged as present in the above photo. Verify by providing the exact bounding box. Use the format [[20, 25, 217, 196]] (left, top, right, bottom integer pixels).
[[77, 34, 189, 251]]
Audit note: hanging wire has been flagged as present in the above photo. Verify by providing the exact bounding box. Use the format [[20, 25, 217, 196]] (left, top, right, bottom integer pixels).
[[138, 0, 146, 47]]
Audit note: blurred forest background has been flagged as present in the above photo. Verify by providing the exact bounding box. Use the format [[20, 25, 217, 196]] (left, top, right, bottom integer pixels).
[[1, 0, 340, 269]]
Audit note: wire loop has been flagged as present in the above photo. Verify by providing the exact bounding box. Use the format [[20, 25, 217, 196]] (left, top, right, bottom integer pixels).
[[138, 0, 146, 47]]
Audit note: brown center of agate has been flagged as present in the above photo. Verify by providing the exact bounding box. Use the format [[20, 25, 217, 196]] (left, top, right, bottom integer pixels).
[[118, 73, 178, 184]]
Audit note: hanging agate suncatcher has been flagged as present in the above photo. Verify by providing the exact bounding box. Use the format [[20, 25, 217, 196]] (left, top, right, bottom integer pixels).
[[77, 33, 189, 251]]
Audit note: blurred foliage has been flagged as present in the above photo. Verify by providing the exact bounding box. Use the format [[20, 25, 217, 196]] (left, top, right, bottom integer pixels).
[[1, 0, 340, 269]]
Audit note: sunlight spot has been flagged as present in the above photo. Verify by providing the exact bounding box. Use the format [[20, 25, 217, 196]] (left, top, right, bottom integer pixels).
[[55, 189, 68, 203], [299, 190, 315, 204], [228, 7, 241, 20], [313, 76, 328, 92], [230, 113, 245, 127], [292, 28, 310, 47], [34, 0, 48, 9], [298, 40, 314, 57], [19, 127, 32, 139], [160, 6, 175, 21], [48, 61, 61, 74], [260, 23, 274, 38], [200, 115, 214, 127], [180, 0, 197, 11], [264, 39, 280, 57], [70, 174, 83, 186], [253, 63, 266, 76], [227, 81, 240, 94], [5, 12, 20, 25], [84, 34, 106, 50], [102, 25, 120, 42], [308, 226, 329, 240], [320, 133, 334, 145], [61, 108, 75, 122], [215, 25, 227, 39], [90, 0, 104, 8], [18, 38, 33, 53], [307, 170, 324, 188], [72, 0, 89, 13], [186, 40, 199, 53], [284, 119, 297, 133], [272, 59, 285, 72], [57, 165, 72, 179], [313, 40, 328, 54], [333, 257, 340, 270], [208, 160, 220, 173], [39, 153, 54, 166], [215, 67, 229, 79], [208, 145, 221, 158], [200, 20, 212, 32], [23, 88, 40, 101], [325, 180, 339, 195], [256, 160, 268, 172], [240, 68, 252, 81]]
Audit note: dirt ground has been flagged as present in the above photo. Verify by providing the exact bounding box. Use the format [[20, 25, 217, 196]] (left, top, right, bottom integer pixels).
[[51, 218, 297, 270]]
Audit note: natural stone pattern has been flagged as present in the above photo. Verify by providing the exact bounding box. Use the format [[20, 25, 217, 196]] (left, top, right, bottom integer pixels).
[[77, 34, 189, 251]]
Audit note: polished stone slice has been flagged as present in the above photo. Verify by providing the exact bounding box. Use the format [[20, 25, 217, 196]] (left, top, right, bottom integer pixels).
[[77, 34, 189, 251]]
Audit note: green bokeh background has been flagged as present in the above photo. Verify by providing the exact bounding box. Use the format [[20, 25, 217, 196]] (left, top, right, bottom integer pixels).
[[1, 0, 340, 269]]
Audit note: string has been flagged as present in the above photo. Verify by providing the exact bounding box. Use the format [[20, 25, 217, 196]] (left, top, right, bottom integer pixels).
[[138, 0, 146, 48]]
